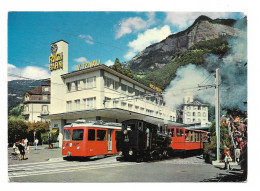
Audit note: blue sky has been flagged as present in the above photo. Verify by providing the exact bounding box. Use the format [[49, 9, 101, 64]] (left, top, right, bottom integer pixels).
[[8, 11, 245, 81]]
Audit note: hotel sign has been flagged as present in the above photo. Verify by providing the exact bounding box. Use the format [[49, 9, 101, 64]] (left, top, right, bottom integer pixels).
[[49, 44, 63, 71], [77, 59, 101, 70], [149, 83, 162, 92]]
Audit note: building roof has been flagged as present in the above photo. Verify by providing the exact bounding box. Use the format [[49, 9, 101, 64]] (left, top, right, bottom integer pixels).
[[61, 64, 159, 93], [26, 85, 50, 95], [183, 100, 209, 107]]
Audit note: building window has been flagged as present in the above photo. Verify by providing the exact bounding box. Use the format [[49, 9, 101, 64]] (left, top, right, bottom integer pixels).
[[104, 76, 118, 90], [128, 86, 133, 94], [87, 77, 96, 89], [187, 118, 191, 122], [121, 102, 126, 108], [67, 101, 72, 111], [198, 112, 201, 117], [173, 116, 175, 121], [85, 97, 96, 109], [113, 101, 118, 108], [203, 112, 206, 117], [74, 99, 80, 110], [67, 83, 71, 92], [193, 112, 196, 116], [187, 112, 190, 116], [75, 81, 79, 91], [42, 95, 48, 100], [121, 84, 127, 93], [128, 104, 133, 110], [193, 119, 196, 122], [42, 105, 48, 114], [44, 86, 49, 91]]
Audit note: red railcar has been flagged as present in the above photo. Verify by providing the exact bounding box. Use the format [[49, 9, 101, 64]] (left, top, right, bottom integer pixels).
[[167, 127, 208, 152], [62, 120, 121, 158]]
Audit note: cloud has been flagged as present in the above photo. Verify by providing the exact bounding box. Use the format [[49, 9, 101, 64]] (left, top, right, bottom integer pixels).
[[124, 25, 171, 60], [8, 64, 50, 81], [79, 34, 94, 44], [165, 12, 243, 30], [115, 12, 156, 39], [104, 60, 114, 67], [74, 57, 88, 63]]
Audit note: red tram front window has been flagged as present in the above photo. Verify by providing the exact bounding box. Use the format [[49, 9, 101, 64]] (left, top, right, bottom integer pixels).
[[72, 129, 84, 141], [97, 130, 107, 141], [64, 129, 71, 141], [88, 129, 95, 141]]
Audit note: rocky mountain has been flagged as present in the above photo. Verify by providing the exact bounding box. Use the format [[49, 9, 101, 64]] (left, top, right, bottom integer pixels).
[[128, 15, 246, 73]]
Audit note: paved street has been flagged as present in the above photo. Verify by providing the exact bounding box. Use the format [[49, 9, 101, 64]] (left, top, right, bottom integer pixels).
[[8, 145, 245, 182]]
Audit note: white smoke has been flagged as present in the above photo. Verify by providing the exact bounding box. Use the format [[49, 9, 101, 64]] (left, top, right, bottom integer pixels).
[[164, 64, 215, 109], [163, 20, 247, 111]]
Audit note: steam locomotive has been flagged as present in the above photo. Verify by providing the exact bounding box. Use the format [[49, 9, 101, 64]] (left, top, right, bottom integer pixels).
[[115, 119, 172, 162]]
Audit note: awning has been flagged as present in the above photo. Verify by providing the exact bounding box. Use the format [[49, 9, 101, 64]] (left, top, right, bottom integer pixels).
[[50, 128, 59, 133]]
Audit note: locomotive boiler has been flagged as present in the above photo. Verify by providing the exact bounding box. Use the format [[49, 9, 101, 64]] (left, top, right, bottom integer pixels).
[[116, 119, 172, 162]]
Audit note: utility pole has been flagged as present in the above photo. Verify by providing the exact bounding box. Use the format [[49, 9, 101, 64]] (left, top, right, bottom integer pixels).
[[215, 68, 220, 162]]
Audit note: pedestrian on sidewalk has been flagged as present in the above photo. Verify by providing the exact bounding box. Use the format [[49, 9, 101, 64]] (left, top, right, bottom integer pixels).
[[24, 138, 28, 150], [223, 146, 232, 170], [34, 138, 39, 150], [17, 141, 26, 160]]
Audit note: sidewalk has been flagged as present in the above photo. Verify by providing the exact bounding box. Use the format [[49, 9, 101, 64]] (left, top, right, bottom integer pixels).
[[8, 145, 63, 165]]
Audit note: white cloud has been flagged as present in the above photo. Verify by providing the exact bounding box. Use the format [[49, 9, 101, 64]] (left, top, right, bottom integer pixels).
[[74, 57, 88, 63], [79, 34, 94, 44], [104, 60, 114, 67], [8, 64, 50, 81], [124, 25, 171, 60], [115, 12, 156, 39], [165, 12, 236, 30]]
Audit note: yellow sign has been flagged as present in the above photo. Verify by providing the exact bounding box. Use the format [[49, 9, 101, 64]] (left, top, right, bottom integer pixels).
[[149, 84, 162, 92], [49, 52, 63, 71], [77, 59, 101, 70]]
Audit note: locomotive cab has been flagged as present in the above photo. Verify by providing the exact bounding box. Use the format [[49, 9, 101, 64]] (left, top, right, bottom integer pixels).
[[116, 119, 172, 162]]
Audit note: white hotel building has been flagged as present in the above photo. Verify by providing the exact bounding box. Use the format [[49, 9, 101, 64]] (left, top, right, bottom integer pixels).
[[45, 40, 180, 147]]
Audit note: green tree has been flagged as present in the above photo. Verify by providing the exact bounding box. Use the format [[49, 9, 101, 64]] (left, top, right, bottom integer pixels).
[[123, 67, 134, 78], [112, 58, 123, 74], [26, 121, 50, 143], [8, 118, 28, 145]]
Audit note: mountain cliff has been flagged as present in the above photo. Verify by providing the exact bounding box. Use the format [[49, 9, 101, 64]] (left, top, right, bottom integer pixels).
[[128, 15, 246, 73]]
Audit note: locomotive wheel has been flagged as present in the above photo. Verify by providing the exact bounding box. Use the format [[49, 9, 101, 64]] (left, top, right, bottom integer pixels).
[[163, 150, 169, 158], [136, 157, 143, 163]]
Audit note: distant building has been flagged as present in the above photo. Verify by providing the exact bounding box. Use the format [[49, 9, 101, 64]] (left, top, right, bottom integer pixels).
[[22, 81, 51, 122], [178, 93, 211, 130]]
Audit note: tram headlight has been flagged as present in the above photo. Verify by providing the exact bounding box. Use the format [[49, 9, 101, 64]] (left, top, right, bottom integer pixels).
[[62, 146, 65, 150], [77, 146, 80, 150], [124, 130, 127, 135], [129, 150, 133, 156]]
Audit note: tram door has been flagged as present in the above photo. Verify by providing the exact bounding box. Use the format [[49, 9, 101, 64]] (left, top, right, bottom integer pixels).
[[108, 129, 112, 152]]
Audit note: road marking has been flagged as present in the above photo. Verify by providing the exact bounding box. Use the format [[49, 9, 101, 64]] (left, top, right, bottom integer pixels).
[[9, 162, 140, 178]]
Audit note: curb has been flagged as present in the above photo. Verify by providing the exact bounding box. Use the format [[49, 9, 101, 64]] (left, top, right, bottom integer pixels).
[[48, 157, 64, 162]]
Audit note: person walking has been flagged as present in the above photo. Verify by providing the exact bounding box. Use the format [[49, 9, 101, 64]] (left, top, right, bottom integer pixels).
[[24, 138, 28, 150], [34, 138, 39, 150], [17, 141, 26, 160]]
